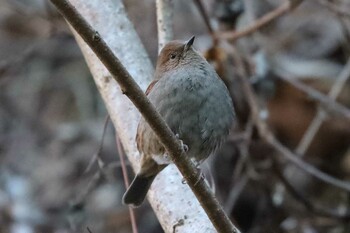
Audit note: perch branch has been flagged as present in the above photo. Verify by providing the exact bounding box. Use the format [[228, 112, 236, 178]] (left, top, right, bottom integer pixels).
[[50, 0, 240, 232]]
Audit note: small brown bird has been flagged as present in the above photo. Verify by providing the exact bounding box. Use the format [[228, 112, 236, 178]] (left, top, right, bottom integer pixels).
[[122, 36, 235, 207]]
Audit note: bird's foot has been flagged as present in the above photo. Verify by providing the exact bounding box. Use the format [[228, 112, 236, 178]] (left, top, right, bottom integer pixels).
[[194, 165, 205, 186], [175, 134, 188, 152], [181, 165, 205, 186]]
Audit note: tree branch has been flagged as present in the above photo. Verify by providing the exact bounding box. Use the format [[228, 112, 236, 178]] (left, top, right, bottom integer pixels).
[[156, 0, 174, 52], [50, 0, 240, 232], [274, 163, 350, 220], [318, 0, 350, 18], [217, 0, 303, 41], [295, 57, 350, 155], [278, 75, 350, 120], [234, 56, 350, 193]]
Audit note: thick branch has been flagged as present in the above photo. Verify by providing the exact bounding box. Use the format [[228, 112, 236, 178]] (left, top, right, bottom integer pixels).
[[50, 0, 240, 232]]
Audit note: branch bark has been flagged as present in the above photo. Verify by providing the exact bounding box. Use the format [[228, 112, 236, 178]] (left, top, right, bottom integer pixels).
[[156, 0, 174, 52], [50, 0, 240, 232]]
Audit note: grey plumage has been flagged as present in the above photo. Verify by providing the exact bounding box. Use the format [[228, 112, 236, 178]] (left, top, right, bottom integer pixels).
[[122, 37, 235, 207]]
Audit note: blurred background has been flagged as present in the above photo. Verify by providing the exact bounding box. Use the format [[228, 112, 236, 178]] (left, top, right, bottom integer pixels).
[[0, 0, 349, 232]]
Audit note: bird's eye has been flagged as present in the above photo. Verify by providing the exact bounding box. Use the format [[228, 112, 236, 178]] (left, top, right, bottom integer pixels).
[[170, 53, 176, 59]]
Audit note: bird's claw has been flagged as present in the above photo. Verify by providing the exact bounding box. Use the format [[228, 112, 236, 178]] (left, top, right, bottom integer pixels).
[[181, 167, 205, 186], [194, 167, 205, 186], [175, 134, 189, 153]]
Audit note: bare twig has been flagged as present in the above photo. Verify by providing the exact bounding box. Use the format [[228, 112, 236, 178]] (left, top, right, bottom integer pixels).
[[274, 163, 350, 220], [224, 121, 252, 213], [84, 115, 110, 174], [225, 174, 249, 214], [278, 75, 350, 120], [193, 0, 212, 33], [193, 0, 215, 40], [269, 136, 350, 192], [156, 0, 174, 52], [295, 57, 350, 155], [50, 1, 240, 232], [295, 110, 326, 155], [235, 59, 350, 192], [318, 0, 350, 18], [116, 135, 139, 233], [217, 0, 303, 41]]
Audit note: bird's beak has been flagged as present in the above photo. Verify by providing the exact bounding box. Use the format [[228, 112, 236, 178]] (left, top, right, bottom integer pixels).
[[184, 36, 195, 52]]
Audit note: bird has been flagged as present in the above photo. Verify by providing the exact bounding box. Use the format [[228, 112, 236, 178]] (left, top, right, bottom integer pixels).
[[122, 36, 235, 207]]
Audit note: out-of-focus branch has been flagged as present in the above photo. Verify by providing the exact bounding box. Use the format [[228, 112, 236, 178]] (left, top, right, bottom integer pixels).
[[193, 0, 214, 35], [116, 134, 138, 233], [274, 163, 350, 220], [295, 57, 350, 156], [318, 0, 350, 18], [50, 0, 240, 232], [234, 58, 350, 193], [156, 0, 174, 52], [278, 75, 350, 120], [217, 0, 303, 41]]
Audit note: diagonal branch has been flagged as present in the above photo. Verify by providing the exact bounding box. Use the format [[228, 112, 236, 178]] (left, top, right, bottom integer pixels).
[[295, 57, 350, 156], [234, 56, 350, 193], [318, 0, 350, 18], [217, 0, 303, 41], [50, 0, 240, 232], [278, 75, 350, 120], [274, 162, 350, 220]]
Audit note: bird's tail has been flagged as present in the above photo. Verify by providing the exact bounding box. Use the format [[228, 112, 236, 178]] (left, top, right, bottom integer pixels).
[[122, 174, 156, 207]]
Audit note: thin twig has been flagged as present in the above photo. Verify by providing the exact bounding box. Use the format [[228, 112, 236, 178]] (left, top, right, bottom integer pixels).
[[295, 110, 326, 155], [234, 58, 350, 193], [318, 0, 350, 18], [50, 1, 240, 232], [278, 75, 350, 120], [193, 0, 213, 34], [225, 174, 249, 214], [156, 0, 174, 52], [269, 134, 350, 192], [217, 0, 302, 41], [224, 121, 252, 213], [193, 0, 217, 45], [84, 115, 110, 174], [274, 163, 350, 220], [116, 135, 139, 233], [295, 57, 350, 155]]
